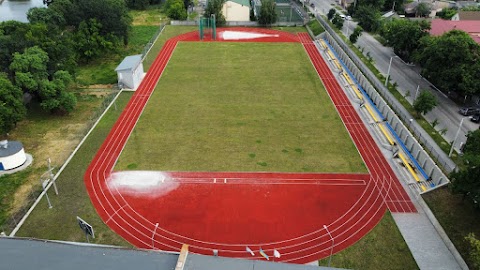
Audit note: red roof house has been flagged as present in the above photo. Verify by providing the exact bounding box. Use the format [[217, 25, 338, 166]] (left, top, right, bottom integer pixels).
[[430, 19, 480, 44]]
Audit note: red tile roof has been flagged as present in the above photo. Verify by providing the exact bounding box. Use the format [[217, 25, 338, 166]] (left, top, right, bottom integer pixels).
[[430, 19, 480, 44]]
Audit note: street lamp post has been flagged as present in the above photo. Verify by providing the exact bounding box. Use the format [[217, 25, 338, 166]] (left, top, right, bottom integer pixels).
[[449, 117, 468, 157], [414, 85, 420, 100], [385, 56, 393, 87], [323, 225, 334, 267]]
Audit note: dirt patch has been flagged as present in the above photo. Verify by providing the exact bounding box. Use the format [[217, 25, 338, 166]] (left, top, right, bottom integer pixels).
[[7, 97, 105, 217], [9, 123, 87, 214]]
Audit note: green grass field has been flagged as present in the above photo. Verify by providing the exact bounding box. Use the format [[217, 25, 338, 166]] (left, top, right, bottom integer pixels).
[[115, 42, 366, 173], [14, 26, 419, 269]]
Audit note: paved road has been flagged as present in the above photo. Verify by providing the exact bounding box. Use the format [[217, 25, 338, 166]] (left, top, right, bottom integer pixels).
[[310, 1, 478, 155]]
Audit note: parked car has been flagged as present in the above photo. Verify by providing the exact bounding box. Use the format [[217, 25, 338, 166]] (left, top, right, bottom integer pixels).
[[471, 113, 480, 123], [459, 107, 480, 116]]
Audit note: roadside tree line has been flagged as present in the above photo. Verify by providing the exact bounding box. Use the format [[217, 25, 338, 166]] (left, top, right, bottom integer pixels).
[[347, 6, 480, 98], [0, 0, 132, 135]]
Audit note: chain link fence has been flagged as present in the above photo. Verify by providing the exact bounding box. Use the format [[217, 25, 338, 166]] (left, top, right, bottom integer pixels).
[[141, 24, 166, 60]]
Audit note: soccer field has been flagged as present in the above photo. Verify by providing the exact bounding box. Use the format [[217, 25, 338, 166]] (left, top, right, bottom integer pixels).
[[115, 42, 366, 173]]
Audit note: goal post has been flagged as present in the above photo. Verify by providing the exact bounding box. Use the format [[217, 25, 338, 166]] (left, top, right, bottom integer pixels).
[[199, 14, 216, 40]]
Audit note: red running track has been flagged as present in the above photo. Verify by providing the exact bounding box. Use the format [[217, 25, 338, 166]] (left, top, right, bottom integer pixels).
[[84, 29, 413, 264]]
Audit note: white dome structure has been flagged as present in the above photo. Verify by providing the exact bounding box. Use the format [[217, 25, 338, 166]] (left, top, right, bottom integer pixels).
[[0, 140, 27, 171]]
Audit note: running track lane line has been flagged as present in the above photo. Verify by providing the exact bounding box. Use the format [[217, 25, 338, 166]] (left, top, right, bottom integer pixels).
[[84, 29, 389, 264]]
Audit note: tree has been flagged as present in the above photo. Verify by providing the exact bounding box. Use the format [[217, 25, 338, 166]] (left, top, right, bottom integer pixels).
[[327, 8, 336, 20], [27, 7, 66, 27], [332, 14, 344, 29], [10, 46, 49, 93], [450, 164, 480, 208], [380, 19, 430, 61], [383, 0, 405, 12], [165, 0, 188, 20], [258, 0, 277, 25], [126, 0, 150, 10], [349, 26, 363, 43], [38, 71, 77, 113], [0, 73, 26, 135], [413, 90, 437, 116], [437, 7, 457, 20], [413, 30, 480, 96], [355, 5, 381, 32], [10, 46, 76, 113], [50, 0, 132, 45], [361, 0, 385, 9], [463, 130, 480, 165], [465, 233, 480, 269], [416, 2, 431, 17], [74, 19, 115, 61], [204, 0, 226, 26]]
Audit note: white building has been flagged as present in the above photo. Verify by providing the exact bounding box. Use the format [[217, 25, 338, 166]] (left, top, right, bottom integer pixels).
[[222, 0, 251, 21], [0, 140, 27, 171], [115, 54, 145, 90]]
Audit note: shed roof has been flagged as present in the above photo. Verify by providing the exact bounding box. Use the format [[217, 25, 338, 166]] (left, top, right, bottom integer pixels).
[[0, 141, 24, 157], [115, 54, 142, 72], [0, 237, 346, 270], [458, 11, 480, 20], [430, 19, 480, 44], [227, 0, 251, 7]]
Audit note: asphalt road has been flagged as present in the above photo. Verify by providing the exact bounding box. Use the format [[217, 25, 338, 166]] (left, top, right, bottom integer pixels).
[[309, 1, 478, 154]]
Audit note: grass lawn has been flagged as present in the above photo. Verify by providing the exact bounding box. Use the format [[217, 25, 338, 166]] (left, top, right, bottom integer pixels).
[[116, 42, 365, 172], [16, 92, 133, 246], [0, 94, 111, 232], [307, 19, 325, 36], [319, 211, 419, 270], [423, 187, 480, 269]]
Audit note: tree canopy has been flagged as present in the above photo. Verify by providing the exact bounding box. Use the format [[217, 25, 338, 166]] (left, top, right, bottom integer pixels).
[[165, 0, 188, 20], [258, 0, 277, 26], [380, 19, 430, 62], [414, 30, 480, 96], [10, 46, 77, 113], [450, 129, 480, 210], [0, 73, 26, 135], [355, 5, 381, 32], [204, 0, 226, 26], [413, 90, 437, 116]]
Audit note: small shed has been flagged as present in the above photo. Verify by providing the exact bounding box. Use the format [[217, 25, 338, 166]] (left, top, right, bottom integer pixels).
[[0, 140, 27, 171], [115, 54, 145, 90]]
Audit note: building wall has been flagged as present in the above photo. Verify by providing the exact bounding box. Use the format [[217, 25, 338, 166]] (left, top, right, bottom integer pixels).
[[0, 148, 26, 170], [118, 64, 145, 90], [222, 1, 250, 21]]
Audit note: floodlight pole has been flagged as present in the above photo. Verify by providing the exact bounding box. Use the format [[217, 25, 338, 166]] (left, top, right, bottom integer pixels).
[[414, 85, 420, 100], [323, 225, 334, 267], [48, 158, 58, 195], [449, 117, 467, 157], [41, 179, 53, 209], [385, 56, 393, 87]]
